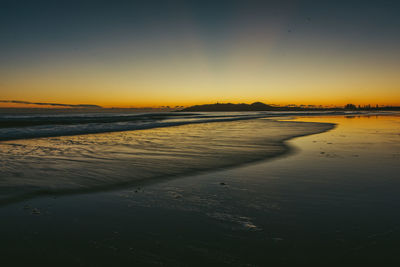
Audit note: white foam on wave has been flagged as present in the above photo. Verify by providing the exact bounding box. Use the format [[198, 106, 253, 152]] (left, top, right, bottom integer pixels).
[[0, 113, 266, 141], [0, 110, 356, 141]]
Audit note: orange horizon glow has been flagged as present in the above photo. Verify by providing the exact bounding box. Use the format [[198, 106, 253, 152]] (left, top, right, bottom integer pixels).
[[1, 97, 399, 109], [1, 44, 399, 108]]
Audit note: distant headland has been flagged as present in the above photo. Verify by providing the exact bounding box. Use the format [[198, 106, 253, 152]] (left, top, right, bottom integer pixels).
[[180, 102, 400, 112]]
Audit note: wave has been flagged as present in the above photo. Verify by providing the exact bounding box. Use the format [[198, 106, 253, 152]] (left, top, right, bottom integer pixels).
[[0, 110, 354, 141]]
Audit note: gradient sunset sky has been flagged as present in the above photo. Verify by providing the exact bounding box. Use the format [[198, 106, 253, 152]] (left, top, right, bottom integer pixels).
[[1, 0, 399, 108]]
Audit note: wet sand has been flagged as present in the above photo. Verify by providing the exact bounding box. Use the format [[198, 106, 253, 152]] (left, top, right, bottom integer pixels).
[[1, 114, 400, 266], [0, 118, 333, 205]]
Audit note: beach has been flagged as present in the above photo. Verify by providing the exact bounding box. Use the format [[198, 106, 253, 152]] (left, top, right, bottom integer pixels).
[[1, 113, 400, 266]]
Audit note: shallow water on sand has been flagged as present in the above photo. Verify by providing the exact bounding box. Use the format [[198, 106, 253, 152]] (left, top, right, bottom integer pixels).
[[0, 114, 399, 266], [0, 118, 332, 204]]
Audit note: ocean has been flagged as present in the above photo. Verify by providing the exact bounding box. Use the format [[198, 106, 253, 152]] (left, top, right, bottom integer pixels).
[[0, 111, 337, 204]]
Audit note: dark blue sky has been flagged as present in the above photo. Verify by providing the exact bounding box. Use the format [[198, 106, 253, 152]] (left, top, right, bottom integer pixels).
[[1, 0, 399, 57]]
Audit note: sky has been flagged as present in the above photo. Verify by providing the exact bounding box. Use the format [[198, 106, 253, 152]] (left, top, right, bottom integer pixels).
[[0, 0, 399, 108]]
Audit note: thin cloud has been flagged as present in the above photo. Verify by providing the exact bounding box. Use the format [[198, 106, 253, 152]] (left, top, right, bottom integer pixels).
[[0, 100, 102, 108]]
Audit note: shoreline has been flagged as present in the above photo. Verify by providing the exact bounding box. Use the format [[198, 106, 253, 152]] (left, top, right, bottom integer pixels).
[[0, 110, 375, 141], [0, 118, 335, 206]]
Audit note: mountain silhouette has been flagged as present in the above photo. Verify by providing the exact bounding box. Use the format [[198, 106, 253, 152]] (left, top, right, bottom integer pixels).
[[180, 102, 277, 112]]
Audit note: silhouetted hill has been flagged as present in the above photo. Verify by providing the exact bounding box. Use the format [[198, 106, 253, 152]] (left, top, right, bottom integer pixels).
[[180, 102, 278, 112], [180, 102, 400, 112]]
